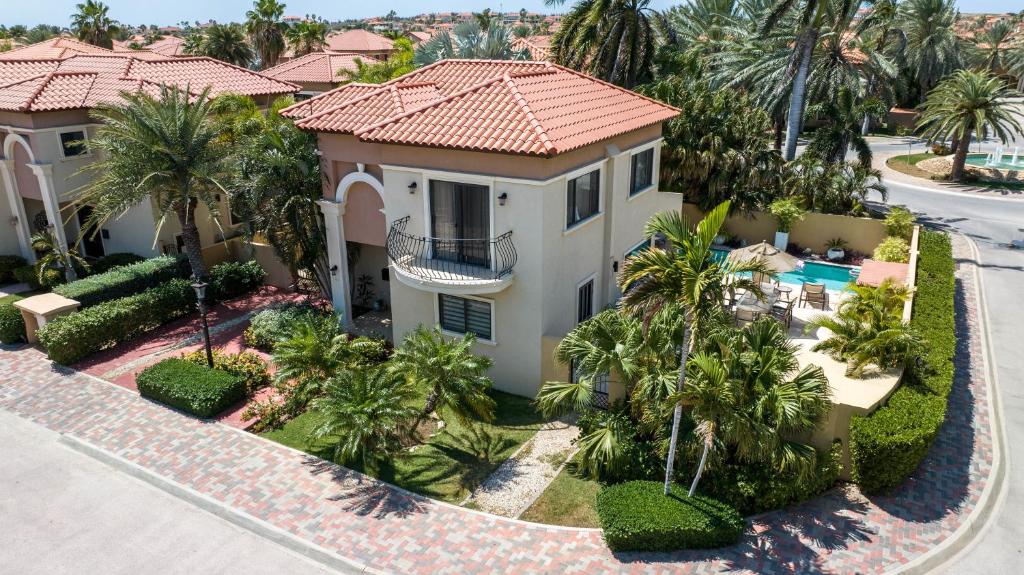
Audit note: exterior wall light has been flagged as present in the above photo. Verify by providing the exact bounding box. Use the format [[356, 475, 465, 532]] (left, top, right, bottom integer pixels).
[[408, 181, 418, 194], [330, 264, 339, 276], [498, 192, 508, 206], [9, 216, 18, 227]]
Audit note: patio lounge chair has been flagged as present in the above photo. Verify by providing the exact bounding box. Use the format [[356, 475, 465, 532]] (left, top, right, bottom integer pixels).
[[771, 298, 796, 327], [798, 282, 829, 309], [734, 307, 761, 327]]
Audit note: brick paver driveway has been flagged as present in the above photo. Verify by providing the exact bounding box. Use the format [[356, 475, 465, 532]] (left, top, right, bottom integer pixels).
[[0, 236, 996, 574]]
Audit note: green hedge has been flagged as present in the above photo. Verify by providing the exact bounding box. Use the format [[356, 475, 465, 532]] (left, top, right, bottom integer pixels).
[[37, 279, 196, 364], [596, 481, 744, 551], [208, 260, 265, 302], [0, 255, 27, 283], [180, 349, 270, 394], [90, 252, 145, 275], [53, 255, 190, 308], [137, 358, 246, 418], [850, 231, 955, 493], [0, 298, 26, 344]]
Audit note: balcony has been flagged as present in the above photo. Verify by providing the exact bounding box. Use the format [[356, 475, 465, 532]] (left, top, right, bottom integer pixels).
[[386, 217, 516, 294]]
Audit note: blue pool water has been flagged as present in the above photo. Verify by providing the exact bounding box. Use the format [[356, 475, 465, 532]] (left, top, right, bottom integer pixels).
[[711, 247, 854, 291]]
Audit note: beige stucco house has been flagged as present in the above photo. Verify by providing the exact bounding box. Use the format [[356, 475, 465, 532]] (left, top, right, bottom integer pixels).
[[0, 44, 298, 264], [283, 59, 682, 398]]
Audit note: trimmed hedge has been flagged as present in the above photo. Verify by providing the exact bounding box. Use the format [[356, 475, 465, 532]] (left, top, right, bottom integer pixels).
[[596, 481, 744, 551], [850, 231, 955, 493], [0, 298, 26, 344], [180, 349, 270, 394], [0, 255, 27, 283], [208, 260, 265, 302], [53, 255, 189, 308], [137, 358, 246, 418], [90, 252, 145, 275], [37, 279, 196, 364]]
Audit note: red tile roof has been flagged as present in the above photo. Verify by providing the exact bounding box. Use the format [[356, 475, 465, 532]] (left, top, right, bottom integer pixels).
[[511, 36, 553, 60], [0, 37, 114, 61], [0, 54, 298, 112], [325, 30, 395, 53], [856, 259, 909, 287], [286, 59, 678, 157], [261, 52, 379, 85]]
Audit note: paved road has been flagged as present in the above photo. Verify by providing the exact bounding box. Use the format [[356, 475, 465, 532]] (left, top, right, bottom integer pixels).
[[0, 409, 337, 575], [861, 134, 1024, 573]]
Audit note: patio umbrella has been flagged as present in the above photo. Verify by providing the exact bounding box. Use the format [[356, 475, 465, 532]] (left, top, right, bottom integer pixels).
[[726, 241, 799, 273]]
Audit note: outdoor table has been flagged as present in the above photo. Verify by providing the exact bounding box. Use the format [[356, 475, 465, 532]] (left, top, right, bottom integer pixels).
[[736, 290, 777, 313], [13, 293, 80, 343], [776, 285, 793, 302]]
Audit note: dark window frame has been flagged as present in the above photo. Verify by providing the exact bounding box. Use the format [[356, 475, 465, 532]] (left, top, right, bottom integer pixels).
[[438, 293, 493, 341], [566, 169, 601, 229], [577, 278, 594, 324], [59, 130, 88, 158], [629, 148, 654, 196]]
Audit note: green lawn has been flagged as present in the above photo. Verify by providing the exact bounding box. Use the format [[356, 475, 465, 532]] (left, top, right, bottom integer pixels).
[[887, 154, 1024, 191], [520, 466, 601, 527], [261, 389, 546, 503]]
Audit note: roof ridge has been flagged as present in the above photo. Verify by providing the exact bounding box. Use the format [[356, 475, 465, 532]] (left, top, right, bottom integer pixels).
[[501, 72, 556, 155], [149, 56, 301, 92], [292, 79, 408, 125], [538, 61, 681, 113], [20, 68, 61, 111], [0, 73, 50, 91], [388, 84, 404, 114]]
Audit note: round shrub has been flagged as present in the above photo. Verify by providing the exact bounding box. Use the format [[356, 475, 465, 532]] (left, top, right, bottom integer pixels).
[[208, 260, 265, 302], [0, 255, 28, 283], [13, 265, 42, 290], [0, 302, 26, 344], [137, 358, 246, 418], [873, 236, 910, 263], [884, 207, 915, 241], [180, 349, 270, 394], [596, 481, 744, 552], [349, 336, 392, 366], [244, 303, 331, 351]]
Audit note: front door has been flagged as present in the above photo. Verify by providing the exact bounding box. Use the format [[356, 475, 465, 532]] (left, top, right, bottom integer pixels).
[[429, 180, 490, 267], [77, 205, 105, 258]]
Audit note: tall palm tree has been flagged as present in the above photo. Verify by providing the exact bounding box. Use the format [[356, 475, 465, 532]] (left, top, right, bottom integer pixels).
[[665, 0, 744, 58], [683, 317, 830, 491], [897, 0, 962, 98], [75, 86, 227, 281], [618, 201, 769, 496], [917, 69, 1023, 181], [309, 367, 418, 467], [339, 38, 416, 84], [414, 21, 530, 66], [390, 326, 496, 432], [804, 88, 886, 165], [245, 0, 287, 69], [71, 0, 119, 49], [201, 24, 255, 68], [969, 19, 1015, 75], [286, 17, 328, 57], [547, 0, 671, 89]]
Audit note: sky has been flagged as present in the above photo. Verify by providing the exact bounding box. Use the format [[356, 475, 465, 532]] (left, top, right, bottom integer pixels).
[[2, 0, 1020, 28]]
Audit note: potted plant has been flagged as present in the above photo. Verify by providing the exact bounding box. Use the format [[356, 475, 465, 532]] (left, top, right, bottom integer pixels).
[[825, 238, 847, 261], [768, 199, 805, 251]]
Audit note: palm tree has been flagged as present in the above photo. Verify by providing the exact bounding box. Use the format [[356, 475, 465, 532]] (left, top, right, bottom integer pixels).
[[31, 230, 88, 282], [75, 85, 227, 280], [547, 0, 671, 89], [339, 38, 416, 84], [897, 0, 962, 99], [286, 17, 328, 57], [683, 317, 830, 489], [618, 201, 769, 496], [665, 0, 743, 58], [391, 326, 496, 432], [804, 88, 886, 165], [71, 0, 119, 49], [414, 21, 531, 66], [969, 19, 1015, 75], [272, 314, 349, 413], [245, 0, 287, 69], [473, 8, 497, 32], [917, 69, 1023, 181], [309, 367, 418, 467], [784, 158, 887, 215], [201, 24, 255, 68]]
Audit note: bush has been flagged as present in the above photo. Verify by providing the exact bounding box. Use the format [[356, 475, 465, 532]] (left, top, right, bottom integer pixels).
[[0, 255, 27, 283], [137, 358, 246, 418], [90, 252, 145, 275], [0, 300, 26, 344], [596, 481, 744, 551], [873, 236, 910, 263], [37, 279, 196, 364], [576, 407, 665, 483], [53, 255, 189, 308], [769, 198, 805, 233], [931, 143, 951, 156], [850, 231, 955, 493], [12, 265, 41, 290], [244, 303, 331, 351], [32, 263, 67, 289], [884, 207, 915, 241], [700, 442, 843, 515], [180, 349, 270, 394], [208, 260, 265, 302], [349, 336, 392, 366]]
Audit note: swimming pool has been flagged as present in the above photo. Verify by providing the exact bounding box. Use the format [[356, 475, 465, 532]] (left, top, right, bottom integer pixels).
[[711, 247, 854, 291]]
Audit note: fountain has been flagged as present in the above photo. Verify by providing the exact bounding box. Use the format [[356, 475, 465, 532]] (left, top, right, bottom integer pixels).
[[1013, 147, 1021, 167]]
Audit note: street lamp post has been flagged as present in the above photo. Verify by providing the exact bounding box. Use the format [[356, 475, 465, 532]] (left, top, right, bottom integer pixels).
[[191, 278, 214, 369]]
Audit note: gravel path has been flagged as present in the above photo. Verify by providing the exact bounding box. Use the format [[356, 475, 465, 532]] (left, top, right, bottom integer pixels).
[[465, 416, 579, 518]]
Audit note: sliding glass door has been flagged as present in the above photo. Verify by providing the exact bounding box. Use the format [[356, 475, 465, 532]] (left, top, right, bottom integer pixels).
[[429, 180, 490, 267]]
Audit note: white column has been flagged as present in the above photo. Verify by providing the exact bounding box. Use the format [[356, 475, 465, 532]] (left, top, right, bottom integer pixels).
[[317, 199, 353, 327], [0, 158, 34, 262], [27, 163, 68, 252]]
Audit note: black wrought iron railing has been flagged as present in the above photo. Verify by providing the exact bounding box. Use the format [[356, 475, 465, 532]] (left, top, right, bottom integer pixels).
[[386, 216, 517, 282]]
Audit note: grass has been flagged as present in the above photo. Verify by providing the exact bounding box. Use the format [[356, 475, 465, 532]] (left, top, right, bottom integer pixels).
[[0, 290, 40, 305], [519, 465, 601, 528], [261, 389, 546, 503], [887, 153, 1024, 192]]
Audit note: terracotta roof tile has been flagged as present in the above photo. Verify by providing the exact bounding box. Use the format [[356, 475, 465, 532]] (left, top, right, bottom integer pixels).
[[261, 52, 379, 85], [0, 37, 114, 61], [325, 30, 394, 53], [289, 60, 678, 158]]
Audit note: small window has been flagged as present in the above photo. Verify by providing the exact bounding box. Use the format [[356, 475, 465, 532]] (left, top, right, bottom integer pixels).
[[577, 278, 594, 324], [630, 148, 653, 195], [59, 131, 87, 157], [439, 294, 492, 341], [566, 169, 600, 228]]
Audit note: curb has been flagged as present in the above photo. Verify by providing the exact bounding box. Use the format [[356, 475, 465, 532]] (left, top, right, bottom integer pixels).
[[59, 434, 381, 575], [887, 235, 1009, 575]]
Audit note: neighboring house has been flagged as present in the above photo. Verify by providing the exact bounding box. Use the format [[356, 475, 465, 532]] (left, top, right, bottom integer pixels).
[[325, 29, 395, 61], [0, 49, 298, 264], [261, 52, 380, 96], [0, 37, 129, 61], [405, 30, 433, 45], [282, 59, 680, 397], [113, 36, 187, 58], [511, 35, 553, 61]]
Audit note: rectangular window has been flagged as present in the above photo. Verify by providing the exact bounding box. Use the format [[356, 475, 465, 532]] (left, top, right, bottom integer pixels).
[[566, 169, 600, 228], [630, 148, 653, 195], [59, 130, 87, 158], [439, 294, 492, 341], [577, 278, 594, 324]]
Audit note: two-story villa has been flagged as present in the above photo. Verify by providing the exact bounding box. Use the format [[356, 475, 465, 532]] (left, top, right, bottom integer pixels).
[[283, 60, 681, 398]]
